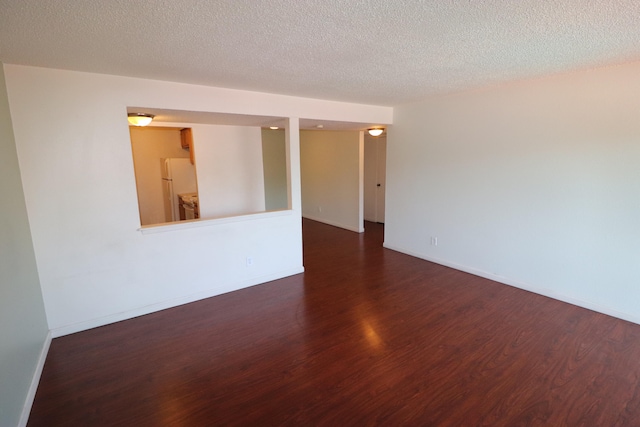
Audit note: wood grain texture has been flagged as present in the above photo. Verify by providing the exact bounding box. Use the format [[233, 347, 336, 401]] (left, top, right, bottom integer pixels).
[[28, 220, 640, 426]]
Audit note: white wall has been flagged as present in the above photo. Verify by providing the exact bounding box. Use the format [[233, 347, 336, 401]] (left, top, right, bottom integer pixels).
[[193, 124, 265, 218], [0, 64, 49, 427], [385, 61, 640, 324], [261, 129, 288, 211], [300, 130, 364, 232], [4, 64, 391, 336], [130, 127, 189, 225]]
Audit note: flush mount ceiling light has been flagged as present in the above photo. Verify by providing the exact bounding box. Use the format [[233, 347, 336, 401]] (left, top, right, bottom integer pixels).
[[368, 128, 384, 137], [270, 126, 279, 130], [127, 113, 155, 127]]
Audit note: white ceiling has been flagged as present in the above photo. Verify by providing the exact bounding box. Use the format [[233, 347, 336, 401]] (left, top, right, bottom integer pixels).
[[1, 0, 640, 106]]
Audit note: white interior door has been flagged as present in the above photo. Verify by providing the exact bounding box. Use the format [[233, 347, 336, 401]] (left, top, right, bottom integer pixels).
[[363, 134, 387, 223], [375, 136, 387, 223], [364, 136, 377, 222]]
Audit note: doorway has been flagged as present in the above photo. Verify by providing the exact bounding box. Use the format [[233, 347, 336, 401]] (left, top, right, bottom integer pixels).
[[364, 133, 387, 223]]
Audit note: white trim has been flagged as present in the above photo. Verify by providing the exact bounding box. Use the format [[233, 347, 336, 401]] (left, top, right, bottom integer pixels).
[[139, 209, 293, 235], [51, 266, 304, 338], [18, 331, 52, 427], [302, 214, 364, 233], [383, 242, 640, 326]]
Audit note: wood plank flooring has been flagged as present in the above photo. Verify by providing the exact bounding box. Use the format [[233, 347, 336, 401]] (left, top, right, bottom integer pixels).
[[28, 219, 640, 426]]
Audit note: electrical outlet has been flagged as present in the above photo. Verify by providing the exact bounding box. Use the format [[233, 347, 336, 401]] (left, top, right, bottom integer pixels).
[[431, 237, 438, 246], [318, 206, 322, 213], [246, 257, 254, 267]]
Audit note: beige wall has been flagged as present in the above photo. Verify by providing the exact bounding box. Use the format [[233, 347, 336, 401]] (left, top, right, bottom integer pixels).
[[193, 124, 266, 218], [261, 129, 288, 211], [300, 130, 363, 232]]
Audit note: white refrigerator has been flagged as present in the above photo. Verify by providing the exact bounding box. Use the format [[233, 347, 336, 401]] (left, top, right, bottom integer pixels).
[[161, 158, 197, 222]]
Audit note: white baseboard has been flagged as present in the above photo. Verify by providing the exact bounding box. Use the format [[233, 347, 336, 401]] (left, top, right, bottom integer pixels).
[[383, 242, 640, 326], [19, 330, 52, 427], [51, 266, 304, 338], [302, 215, 364, 233]]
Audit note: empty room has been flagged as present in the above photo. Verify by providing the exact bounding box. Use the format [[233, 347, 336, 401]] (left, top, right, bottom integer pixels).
[[2, 1, 640, 426]]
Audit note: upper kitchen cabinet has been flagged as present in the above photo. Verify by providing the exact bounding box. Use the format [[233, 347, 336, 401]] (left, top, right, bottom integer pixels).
[[181, 127, 194, 164]]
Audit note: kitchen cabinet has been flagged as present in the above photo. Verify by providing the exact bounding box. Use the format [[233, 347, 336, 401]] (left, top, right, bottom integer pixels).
[[180, 128, 194, 164]]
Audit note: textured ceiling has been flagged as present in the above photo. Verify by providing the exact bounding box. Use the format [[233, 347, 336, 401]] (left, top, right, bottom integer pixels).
[[1, 0, 640, 106]]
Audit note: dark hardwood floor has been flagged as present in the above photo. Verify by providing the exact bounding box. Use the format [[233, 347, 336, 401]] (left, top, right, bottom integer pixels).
[[28, 219, 640, 426]]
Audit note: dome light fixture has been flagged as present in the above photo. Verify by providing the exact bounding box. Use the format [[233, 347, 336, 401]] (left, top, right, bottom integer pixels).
[[368, 128, 384, 137], [270, 126, 279, 130], [128, 113, 155, 127]]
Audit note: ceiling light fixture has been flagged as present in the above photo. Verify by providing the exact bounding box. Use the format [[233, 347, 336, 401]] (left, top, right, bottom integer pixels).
[[270, 126, 279, 130], [128, 113, 155, 127], [368, 128, 384, 137]]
